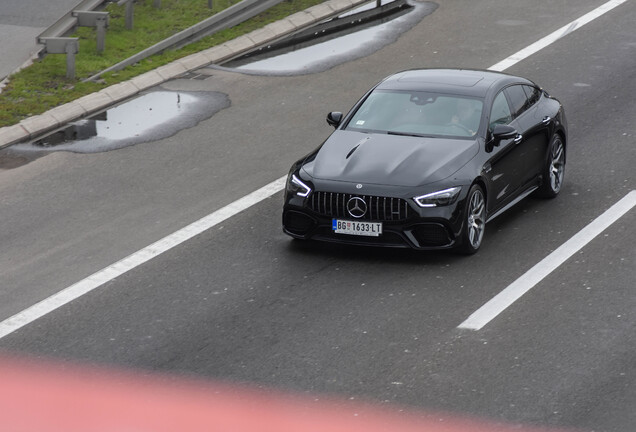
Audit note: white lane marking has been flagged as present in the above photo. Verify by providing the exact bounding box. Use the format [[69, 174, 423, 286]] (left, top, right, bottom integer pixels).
[[489, 0, 629, 71], [0, 0, 630, 340], [0, 176, 287, 340], [459, 190, 636, 331]]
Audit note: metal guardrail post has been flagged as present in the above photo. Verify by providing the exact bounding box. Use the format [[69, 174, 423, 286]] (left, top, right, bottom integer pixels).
[[40, 38, 80, 79], [208, 0, 213, 9], [37, 0, 107, 48], [73, 11, 110, 53], [125, 0, 134, 29], [154, 0, 161, 7], [116, 0, 134, 29], [96, 15, 108, 51]]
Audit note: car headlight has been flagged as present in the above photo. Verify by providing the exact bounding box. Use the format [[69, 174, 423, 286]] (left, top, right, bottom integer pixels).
[[414, 187, 461, 207], [287, 174, 312, 197]]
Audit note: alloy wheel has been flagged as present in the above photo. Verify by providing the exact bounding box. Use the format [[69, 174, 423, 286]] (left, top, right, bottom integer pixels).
[[550, 137, 565, 193], [467, 189, 486, 249]]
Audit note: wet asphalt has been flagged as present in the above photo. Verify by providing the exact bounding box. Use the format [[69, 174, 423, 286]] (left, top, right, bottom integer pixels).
[[1, 0, 635, 431]]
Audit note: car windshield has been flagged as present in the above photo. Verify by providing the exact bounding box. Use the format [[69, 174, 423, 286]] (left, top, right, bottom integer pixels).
[[345, 90, 483, 138]]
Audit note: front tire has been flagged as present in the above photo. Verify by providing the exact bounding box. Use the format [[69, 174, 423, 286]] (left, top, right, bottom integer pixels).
[[537, 134, 565, 198], [457, 184, 486, 255]]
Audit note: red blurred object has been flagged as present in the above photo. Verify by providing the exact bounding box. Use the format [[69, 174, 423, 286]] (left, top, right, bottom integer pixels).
[[0, 354, 567, 432]]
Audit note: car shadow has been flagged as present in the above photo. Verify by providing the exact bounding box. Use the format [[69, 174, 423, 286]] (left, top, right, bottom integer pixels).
[[285, 237, 458, 267]]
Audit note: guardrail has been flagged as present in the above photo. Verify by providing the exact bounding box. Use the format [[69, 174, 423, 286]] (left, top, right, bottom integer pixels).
[[35, 0, 290, 82], [36, 0, 106, 47], [84, 0, 287, 81]]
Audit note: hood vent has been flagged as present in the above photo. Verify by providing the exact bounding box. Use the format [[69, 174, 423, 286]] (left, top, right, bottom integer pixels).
[[345, 144, 360, 159], [345, 136, 371, 159]]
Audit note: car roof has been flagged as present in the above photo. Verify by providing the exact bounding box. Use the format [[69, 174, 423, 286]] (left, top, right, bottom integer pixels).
[[375, 69, 532, 98]]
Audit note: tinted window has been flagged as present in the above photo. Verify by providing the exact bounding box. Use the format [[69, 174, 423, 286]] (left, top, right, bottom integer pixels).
[[523, 85, 541, 106], [489, 92, 512, 129], [505, 85, 529, 117]]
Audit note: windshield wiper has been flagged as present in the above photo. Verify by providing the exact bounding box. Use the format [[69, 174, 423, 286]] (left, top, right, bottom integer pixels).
[[386, 131, 432, 138]]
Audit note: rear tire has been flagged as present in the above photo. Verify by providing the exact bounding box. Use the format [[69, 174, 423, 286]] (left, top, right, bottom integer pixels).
[[537, 134, 565, 198], [456, 184, 486, 255]]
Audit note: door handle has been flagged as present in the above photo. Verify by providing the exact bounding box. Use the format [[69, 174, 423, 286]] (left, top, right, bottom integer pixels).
[[542, 116, 552, 125], [514, 134, 523, 144]]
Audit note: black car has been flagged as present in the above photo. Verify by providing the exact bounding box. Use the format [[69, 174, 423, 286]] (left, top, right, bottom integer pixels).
[[283, 69, 567, 254]]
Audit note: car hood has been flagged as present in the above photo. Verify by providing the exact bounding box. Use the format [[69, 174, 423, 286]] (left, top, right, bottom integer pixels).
[[303, 130, 479, 187]]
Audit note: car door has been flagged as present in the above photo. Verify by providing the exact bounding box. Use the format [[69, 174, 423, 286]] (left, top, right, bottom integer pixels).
[[506, 84, 550, 187], [483, 90, 524, 213]]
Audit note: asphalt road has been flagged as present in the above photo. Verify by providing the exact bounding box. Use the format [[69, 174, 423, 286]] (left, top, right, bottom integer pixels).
[[1, 0, 635, 430]]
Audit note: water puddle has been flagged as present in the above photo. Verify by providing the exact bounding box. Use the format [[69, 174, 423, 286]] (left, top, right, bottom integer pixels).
[[221, 0, 437, 75], [0, 90, 229, 170]]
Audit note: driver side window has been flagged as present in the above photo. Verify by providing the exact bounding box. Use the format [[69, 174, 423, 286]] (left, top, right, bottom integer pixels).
[[489, 91, 512, 130]]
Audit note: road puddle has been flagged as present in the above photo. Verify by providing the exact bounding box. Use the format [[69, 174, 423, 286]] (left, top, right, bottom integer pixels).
[[0, 90, 229, 170], [222, 0, 437, 75]]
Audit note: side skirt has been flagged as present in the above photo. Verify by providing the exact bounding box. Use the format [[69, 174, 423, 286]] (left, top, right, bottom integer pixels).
[[486, 186, 539, 223]]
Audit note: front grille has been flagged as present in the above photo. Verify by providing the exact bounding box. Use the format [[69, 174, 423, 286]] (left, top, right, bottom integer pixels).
[[308, 192, 412, 221]]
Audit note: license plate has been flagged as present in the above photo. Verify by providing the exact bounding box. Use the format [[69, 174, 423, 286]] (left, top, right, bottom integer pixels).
[[332, 219, 382, 237]]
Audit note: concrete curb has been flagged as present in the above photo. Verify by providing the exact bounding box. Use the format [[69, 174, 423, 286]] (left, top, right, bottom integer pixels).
[[0, 0, 368, 149]]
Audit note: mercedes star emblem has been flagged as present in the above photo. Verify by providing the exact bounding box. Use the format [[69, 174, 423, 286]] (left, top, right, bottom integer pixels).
[[346, 197, 367, 218]]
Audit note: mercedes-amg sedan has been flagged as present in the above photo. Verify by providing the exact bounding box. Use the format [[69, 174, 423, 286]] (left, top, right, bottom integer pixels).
[[282, 69, 567, 254]]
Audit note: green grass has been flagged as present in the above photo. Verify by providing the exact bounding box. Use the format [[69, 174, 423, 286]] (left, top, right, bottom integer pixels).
[[0, 0, 326, 127]]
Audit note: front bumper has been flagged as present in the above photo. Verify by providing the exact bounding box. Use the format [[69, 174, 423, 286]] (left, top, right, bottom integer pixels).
[[282, 190, 468, 250]]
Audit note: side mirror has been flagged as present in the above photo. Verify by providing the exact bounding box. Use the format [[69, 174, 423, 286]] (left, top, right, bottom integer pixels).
[[486, 124, 517, 152], [492, 124, 517, 141], [326, 111, 343, 128], [486, 124, 517, 151]]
